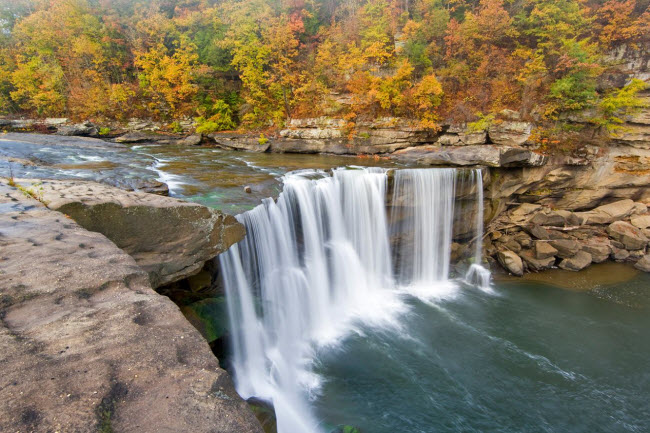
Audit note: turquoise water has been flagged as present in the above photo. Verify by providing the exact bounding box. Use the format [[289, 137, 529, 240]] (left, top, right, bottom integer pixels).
[[312, 275, 650, 433]]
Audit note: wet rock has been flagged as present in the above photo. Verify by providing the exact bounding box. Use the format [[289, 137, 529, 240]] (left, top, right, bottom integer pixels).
[[549, 239, 581, 258], [534, 241, 558, 259], [606, 220, 649, 250], [634, 254, 650, 272], [103, 177, 169, 196], [519, 249, 555, 271], [180, 297, 229, 342], [558, 251, 593, 271], [21, 179, 245, 288], [497, 249, 524, 276], [488, 121, 532, 146], [630, 214, 650, 229], [176, 133, 203, 146]]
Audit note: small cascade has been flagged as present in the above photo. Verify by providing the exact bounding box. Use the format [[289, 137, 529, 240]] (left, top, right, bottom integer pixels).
[[464, 169, 492, 290], [218, 167, 490, 433]]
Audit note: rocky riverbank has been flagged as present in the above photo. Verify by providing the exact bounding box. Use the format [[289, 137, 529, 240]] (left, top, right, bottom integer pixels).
[[485, 200, 650, 276], [0, 178, 263, 432]]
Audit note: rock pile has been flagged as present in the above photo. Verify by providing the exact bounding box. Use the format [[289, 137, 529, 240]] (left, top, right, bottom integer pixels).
[[486, 199, 650, 274]]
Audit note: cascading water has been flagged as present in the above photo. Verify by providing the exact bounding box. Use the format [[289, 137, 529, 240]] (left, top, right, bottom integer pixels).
[[219, 167, 489, 433], [463, 169, 492, 291]]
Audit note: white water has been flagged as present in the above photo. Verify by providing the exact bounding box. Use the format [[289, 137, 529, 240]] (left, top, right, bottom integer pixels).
[[219, 167, 489, 432]]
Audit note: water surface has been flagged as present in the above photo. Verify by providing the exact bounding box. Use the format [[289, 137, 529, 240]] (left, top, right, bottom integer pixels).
[[313, 275, 650, 433]]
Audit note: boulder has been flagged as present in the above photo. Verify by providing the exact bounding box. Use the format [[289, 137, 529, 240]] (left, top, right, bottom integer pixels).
[[558, 251, 593, 271], [519, 249, 555, 271], [0, 182, 263, 433], [606, 220, 649, 250], [176, 133, 203, 146], [19, 179, 245, 288], [525, 224, 551, 240], [580, 237, 612, 263], [488, 121, 532, 146], [630, 214, 650, 229], [575, 199, 636, 225], [631, 202, 648, 215], [513, 232, 533, 248], [534, 241, 558, 259], [530, 212, 567, 227], [549, 239, 581, 258], [55, 122, 99, 137], [209, 133, 271, 152], [504, 239, 522, 253], [629, 249, 645, 261], [612, 247, 630, 261], [497, 249, 524, 276], [634, 254, 650, 272]]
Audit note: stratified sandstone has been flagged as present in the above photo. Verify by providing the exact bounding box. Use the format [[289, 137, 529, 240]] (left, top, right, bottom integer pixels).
[[14, 178, 245, 288], [0, 181, 262, 433]]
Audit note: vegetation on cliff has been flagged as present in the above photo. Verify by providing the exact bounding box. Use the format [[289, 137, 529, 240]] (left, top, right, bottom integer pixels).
[[0, 0, 647, 132]]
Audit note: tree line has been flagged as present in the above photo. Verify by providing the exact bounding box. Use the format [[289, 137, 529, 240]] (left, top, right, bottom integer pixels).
[[0, 0, 647, 133]]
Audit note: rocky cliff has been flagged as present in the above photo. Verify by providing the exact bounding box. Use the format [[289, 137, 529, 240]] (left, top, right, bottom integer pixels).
[[0, 180, 262, 433]]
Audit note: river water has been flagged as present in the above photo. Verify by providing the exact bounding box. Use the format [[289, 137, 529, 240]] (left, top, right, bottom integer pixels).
[[2, 136, 648, 432]]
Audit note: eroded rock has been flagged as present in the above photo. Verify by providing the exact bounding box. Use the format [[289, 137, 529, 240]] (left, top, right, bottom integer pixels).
[[558, 251, 593, 271], [549, 239, 581, 258], [634, 254, 650, 272], [0, 181, 263, 433], [606, 220, 649, 250], [534, 241, 558, 259], [497, 249, 524, 276], [17, 179, 245, 288], [519, 249, 555, 271]]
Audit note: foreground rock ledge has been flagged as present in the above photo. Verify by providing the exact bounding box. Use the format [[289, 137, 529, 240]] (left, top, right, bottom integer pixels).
[[0, 182, 262, 433], [14, 178, 245, 288]]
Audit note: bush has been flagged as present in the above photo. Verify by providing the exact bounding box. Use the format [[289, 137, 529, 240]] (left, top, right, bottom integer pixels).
[[195, 99, 236, 133]]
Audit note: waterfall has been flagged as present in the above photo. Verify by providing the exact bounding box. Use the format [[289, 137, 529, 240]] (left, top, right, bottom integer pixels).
[[463, 169, 492, 291], [219, 167, 489, 433]]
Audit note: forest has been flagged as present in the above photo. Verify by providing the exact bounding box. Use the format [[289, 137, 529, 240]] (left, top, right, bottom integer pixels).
[[0, 0, 648, 133]]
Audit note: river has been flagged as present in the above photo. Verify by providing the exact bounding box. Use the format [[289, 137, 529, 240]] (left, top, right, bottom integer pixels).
[[2, 136, 648, 433]]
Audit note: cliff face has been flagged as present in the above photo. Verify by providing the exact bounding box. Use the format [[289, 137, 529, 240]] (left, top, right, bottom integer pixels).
[[0, 180, 262, 433]]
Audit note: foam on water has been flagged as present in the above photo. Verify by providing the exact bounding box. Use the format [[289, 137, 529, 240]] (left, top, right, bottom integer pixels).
[[219, 167, 489, 432]]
